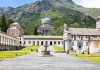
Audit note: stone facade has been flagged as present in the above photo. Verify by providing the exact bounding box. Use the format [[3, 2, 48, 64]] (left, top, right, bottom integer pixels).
[[63, 17, 100, 54], [0, 31, 20, 51], [89, 38, 100, 54], [7, 22, 24, 37], [19, 35, 63, 47]]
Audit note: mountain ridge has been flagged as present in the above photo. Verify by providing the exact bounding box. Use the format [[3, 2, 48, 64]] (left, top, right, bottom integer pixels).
[[0, 0, 98, 35], [0, 0, 99, 18]]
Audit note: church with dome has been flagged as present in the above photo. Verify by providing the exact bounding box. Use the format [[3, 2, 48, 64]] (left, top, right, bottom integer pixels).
[[38, 16, 54, 35], [7, 22, 24, 37], [0, 15, 100, 54]]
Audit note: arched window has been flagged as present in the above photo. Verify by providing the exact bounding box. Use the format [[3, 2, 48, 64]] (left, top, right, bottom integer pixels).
[[54, 41, 56, 44], [50, 41, 52, 45], [33, 41, 35, 45], [41, 41, 43, 45], [37, 41, 39, 45], [28, 41, 31, 44], [58, 41, 60, 45], [20, 41, 21, 44], [77, 40, 83, 50]]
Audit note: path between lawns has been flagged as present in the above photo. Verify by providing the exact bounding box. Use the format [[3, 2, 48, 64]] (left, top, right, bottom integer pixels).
[[0, 52, 100, 70]]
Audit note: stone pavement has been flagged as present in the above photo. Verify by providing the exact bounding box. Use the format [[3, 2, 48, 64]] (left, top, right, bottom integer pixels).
[[0, 52, 100, 70], [38, 46, 55, 52]]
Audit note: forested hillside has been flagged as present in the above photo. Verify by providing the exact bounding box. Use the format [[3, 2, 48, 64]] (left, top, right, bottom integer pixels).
[[0, 0, 99, 35]]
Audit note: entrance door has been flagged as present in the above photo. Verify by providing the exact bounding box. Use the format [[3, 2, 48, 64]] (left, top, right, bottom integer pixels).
[[77, 40, 83, 50]]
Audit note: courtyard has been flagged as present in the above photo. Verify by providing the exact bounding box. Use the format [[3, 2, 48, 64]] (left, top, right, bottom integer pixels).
[[0, 52, 100, 70]]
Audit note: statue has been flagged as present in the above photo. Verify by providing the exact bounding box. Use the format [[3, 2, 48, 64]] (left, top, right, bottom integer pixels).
[[64, 23, 68, 31], [63, 23, 72, 53], [63, 23, 68, 40]]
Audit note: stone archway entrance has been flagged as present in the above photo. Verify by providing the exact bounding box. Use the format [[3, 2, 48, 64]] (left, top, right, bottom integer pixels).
[[77, 40, 83, 50]]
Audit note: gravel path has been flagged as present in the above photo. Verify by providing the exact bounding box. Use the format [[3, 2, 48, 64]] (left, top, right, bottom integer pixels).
[[0, 52, 100, 70]]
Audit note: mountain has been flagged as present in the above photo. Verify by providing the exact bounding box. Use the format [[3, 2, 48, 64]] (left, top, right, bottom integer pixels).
[[57, 0, 100, 18], [0, 0, 99, 35]]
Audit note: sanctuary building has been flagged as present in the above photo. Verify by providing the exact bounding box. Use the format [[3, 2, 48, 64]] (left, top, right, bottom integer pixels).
[[38, 16, 54, 35], [0, 16, 100, 54]]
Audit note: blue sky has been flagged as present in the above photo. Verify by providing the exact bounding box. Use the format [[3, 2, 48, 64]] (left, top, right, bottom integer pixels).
[[0, 0, 37, 8], [0, 0, 100, 8]]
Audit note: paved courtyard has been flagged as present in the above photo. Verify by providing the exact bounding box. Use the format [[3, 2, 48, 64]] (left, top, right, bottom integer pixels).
[[0, 52, 100, 70]]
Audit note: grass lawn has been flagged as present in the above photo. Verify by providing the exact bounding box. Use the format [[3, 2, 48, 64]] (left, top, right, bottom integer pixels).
[[53, 46, 63, 51], [0, 46, 40, 60], [69, 54, 100, 63], [21, 46, 40, 52]]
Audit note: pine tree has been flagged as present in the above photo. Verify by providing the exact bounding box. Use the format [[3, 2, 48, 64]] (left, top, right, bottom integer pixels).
[[1, 15, 7, 32], [33, 27, 38, 35]]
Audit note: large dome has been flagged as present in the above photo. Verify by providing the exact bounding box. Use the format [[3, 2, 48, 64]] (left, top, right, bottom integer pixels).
[[12, 22, 20, 26], [10, 22, 20, 28], [41, 17, 52, 24]]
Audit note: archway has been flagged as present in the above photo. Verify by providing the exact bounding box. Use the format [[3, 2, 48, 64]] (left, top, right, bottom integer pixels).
[[77, 40, 83, 50]]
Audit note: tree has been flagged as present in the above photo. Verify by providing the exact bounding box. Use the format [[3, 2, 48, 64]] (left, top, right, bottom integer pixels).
[[0, 17, 1, 29], [6, 18, 14, 29], [33, 27, 38, 35], [1, 15, 7, 32]]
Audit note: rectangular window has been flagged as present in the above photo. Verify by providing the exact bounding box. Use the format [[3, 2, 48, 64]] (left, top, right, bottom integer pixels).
[[74, 36, 76, 40], [86, 42, 88, 46], [5, 37, 6, 42], [72, 42, 74, 46], [3, 37, 4, 42], [81, 36, 83, 40], [78, 36, 80, 38], [86, 36, 88, 39], [72, 36, 73, 38], [24, 41, 26, 45], [0, 36, 1, 41]]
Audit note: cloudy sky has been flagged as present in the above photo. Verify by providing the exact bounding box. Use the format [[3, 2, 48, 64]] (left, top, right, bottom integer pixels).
[[73, 0, 100, 8], [0, 0, 100, 8]]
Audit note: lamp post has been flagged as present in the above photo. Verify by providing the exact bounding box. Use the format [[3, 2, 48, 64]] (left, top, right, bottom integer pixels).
[[62, 40, 66, 52], [88, 36, 90, 54]]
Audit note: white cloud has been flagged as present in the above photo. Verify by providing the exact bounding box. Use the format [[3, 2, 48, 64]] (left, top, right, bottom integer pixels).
[[73, 0, 100, 8]]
